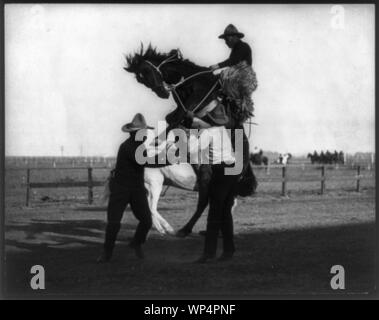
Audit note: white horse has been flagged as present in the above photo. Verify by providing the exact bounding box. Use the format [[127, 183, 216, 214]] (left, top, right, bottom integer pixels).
[[101, 129, 242, 236], [101, 162, 200, 235], [273, 153, 292, 165], [102, 162, 241, 236], [282, 153, 292, 165]]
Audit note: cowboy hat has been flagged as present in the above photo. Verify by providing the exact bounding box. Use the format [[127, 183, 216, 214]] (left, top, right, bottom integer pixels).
[[218, 24, 245, 39], [121, 113, 154, 132], [205, 103, 229, 126]]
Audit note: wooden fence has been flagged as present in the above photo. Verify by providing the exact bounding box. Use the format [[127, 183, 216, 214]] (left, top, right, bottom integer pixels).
[[257, 164, 370, 196], [21, 164, 374, 206], [24, 167, 106, 206]]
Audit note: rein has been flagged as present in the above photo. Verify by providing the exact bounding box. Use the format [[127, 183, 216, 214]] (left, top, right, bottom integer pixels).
[[170, 79, 220, 113], [145, 52, 219, 113]]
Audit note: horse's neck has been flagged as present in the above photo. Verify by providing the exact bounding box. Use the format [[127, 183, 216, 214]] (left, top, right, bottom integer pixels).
[[163, 60, 220, 127], [166, 61, 206, 81], [165, 62, 215, 97]]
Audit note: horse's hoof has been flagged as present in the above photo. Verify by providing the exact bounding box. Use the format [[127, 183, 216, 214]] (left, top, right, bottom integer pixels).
[[166, 230, 176, 236], [176, 229, 191, 238]]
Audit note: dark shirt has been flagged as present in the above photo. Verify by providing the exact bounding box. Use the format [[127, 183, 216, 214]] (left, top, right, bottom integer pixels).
[[114, 138, 145, 187], [114, 138, 167, 187], [218, 40, 252, 68]]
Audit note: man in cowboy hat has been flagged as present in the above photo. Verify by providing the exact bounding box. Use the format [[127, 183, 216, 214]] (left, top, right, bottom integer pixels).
[[185, 103, 241, 263], [210, 24, 251, 70], [97, 113, 167, 262], [210, 24, 258, 122]]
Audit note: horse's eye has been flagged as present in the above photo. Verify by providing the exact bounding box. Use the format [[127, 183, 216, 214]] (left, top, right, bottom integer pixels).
[[139, 73, 144, 79]]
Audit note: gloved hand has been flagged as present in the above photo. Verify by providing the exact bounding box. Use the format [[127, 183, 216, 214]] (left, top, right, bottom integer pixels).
[[183, 110, 195, 128], [209, 64, 219, 71], [164, 83, 175, 91], [185, 110, 195, 120]]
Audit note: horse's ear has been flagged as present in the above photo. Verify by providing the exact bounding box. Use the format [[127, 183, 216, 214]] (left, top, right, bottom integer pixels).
[[169, 49, 182, 59], [176, 49, 183, 59], [140, 42, 144, 55]]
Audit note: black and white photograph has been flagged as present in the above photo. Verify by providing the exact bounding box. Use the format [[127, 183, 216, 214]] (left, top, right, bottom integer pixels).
[[2, 3, 376, 301]]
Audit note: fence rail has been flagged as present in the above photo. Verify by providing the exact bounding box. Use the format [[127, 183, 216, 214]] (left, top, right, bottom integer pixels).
[[24, 167, 106, 206], [20, 164, 374, 206], [255, 165, 372, 196]]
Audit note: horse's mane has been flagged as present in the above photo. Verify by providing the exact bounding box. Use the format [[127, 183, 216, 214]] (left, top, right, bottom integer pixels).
[[125, 43, 207, 73]]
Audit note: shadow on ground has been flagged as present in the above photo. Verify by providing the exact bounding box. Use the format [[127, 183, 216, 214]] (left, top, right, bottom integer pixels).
[[4, 218, 376, 297]]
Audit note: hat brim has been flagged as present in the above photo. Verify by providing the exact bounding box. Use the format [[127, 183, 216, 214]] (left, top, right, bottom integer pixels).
[[219, 32, 244, 39], [121, 124, 154, 132]]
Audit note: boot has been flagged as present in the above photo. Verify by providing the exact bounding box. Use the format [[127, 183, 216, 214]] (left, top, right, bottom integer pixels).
[[128, 240, 145, 259], [194, 254, 216, 264], [217, 252, 234, 262]]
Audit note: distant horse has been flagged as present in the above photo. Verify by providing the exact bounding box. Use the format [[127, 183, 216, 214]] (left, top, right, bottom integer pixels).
[[282, 153, 292, 165], [331, 150, 344, 165], [307, 152, 319, 164], [250, 149, 268, 166], [123, 44, 256, 236], [274, 153, 292, 165]]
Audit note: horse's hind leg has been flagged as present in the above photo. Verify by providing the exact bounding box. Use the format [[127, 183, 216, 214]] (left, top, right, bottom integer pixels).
[[145, 178, 174, 235]]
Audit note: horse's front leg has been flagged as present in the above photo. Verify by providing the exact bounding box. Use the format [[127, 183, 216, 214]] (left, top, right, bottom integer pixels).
[[176, 165, 211, 237]]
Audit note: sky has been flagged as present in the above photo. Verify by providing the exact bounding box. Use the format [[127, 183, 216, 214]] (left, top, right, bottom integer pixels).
[[4, 4, 375, 156]]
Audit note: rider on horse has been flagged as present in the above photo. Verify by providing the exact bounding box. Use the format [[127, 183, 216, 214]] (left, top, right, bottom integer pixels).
[[210, 24, 258, 123]]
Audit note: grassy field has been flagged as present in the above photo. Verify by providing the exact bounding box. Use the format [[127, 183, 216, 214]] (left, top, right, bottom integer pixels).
[[3, 159, 377, 297]]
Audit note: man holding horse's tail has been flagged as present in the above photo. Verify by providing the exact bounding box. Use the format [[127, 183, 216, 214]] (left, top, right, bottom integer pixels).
[[209, 24, 258, 123], [97, 113, 168, 263], [184, 103, 241, 263]]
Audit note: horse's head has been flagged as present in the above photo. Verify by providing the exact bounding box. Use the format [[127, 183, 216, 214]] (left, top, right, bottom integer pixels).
[[124, 44, 170, 99]]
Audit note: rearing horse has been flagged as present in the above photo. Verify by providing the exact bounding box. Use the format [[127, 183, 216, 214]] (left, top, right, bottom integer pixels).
[[124, 44, 255, 237], [125, 45, 221, 133]]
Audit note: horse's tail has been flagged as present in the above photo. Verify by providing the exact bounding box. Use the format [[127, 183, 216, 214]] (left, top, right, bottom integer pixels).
[[236, 161, 258, 197]]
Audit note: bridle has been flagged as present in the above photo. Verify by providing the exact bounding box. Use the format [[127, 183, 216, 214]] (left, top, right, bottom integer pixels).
[[144, 50, 181, 77], [144, 51, 220, 113]]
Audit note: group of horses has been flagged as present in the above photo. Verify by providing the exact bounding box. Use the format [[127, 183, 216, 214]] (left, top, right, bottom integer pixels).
[[103, 44, 257, 236], [251, 149, 345, 166], [307, 151, 344, 165]]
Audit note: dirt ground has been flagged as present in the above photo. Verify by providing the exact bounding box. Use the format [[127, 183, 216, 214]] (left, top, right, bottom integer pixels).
[[4, 184, 376, 298]]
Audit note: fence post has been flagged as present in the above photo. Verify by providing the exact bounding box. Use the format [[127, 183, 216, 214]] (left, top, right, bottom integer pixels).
[[371, 153, 375, 170], [356, 165, 361, 192], [88, 167, 93, 204], [26, 168, 30, 206], [320, 165, 325, 194], [281, 166, 287, 196]]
